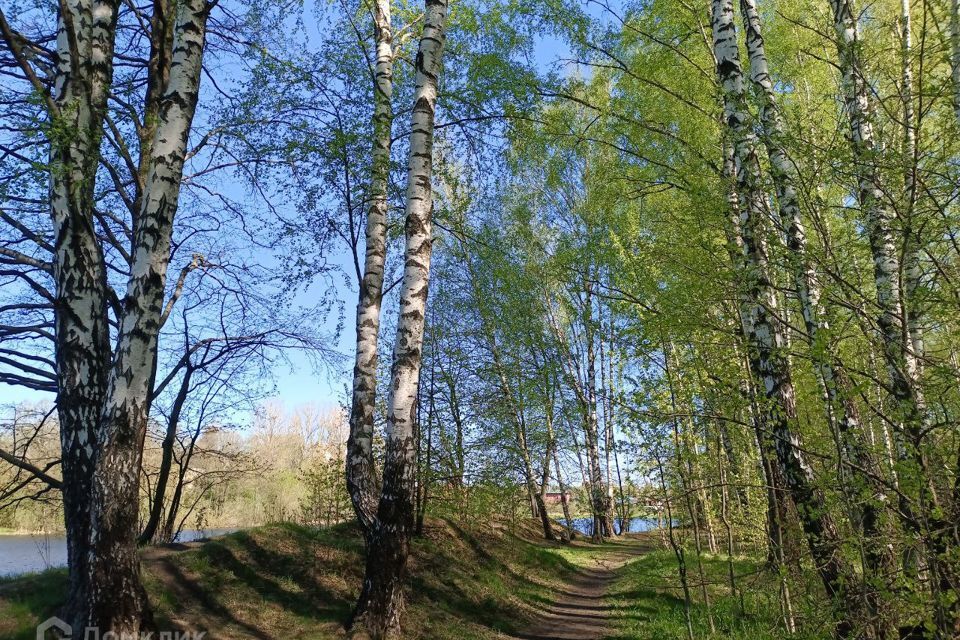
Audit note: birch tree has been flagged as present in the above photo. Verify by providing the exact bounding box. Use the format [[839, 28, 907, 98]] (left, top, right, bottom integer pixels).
[[951, 0, 960, 120], [350, 0, 447, 636], [0, 0, 120, 624], [348, 0, 394, 533], [737, 1, 894, 628], [1, 0, 211, 629], [86, 2, 209, 630], [711, 0, 859, 634], [829, 0, 959, 632]]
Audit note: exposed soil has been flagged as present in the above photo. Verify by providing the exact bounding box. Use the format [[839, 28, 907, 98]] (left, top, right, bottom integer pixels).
[[517, 537, 652, 640]]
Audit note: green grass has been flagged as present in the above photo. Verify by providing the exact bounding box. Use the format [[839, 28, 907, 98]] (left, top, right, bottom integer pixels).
[[403, 521, 584, 639], [0, 519, 587, 640], [0, 523, 841, 639], [0, 569, 69, 640], [606, 548, 829, 639]]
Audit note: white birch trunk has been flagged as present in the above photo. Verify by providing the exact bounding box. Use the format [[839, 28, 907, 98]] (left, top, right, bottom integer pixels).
[[951, 0, 960, 121], [900, 0, 924, 378], [353, 1, 447, 636], [583, 279, 610, 540], [829, 0, 932, 488], [47, 0, 118, 628], [739, 2, 894, 630], [830, 1, 959, 631], [712, 1, 857, 634], [85, 0, 209, 632], [829, 0, 924, 427], [348, 0, 394, 533]]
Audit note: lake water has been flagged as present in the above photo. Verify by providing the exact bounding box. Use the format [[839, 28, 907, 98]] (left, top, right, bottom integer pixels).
[[559, 517, 659, 536], [0, 529, 237, 577]]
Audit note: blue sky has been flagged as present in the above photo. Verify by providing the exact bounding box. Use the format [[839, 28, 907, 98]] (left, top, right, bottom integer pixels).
[[0, 2, 591, 423]]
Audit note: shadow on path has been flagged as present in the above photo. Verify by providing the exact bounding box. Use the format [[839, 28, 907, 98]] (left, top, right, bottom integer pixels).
[[517, 538, 652, 640]]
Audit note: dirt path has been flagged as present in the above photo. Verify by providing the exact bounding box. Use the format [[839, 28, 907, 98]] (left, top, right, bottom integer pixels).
[[516, 537, 651, 640]]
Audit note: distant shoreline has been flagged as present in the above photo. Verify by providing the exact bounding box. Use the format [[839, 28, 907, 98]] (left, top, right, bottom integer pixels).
[[0, 529, 63, 536]]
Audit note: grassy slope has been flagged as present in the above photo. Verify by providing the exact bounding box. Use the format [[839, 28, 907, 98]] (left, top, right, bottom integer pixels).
[[1, 520, 818, 640], [0, 570, 67, 639], [0, 518, 588, 640], [606, 548, 829, 639]]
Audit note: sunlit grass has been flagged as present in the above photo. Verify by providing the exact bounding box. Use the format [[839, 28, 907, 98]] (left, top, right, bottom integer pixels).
[[0, 568, 68, 640], [0, 519, 598, 640], [606, 547, 828, 639]]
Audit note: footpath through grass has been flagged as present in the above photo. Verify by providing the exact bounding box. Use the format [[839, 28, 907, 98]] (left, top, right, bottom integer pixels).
[[0, 519, 599, 640], [0, 522, 816, 639]]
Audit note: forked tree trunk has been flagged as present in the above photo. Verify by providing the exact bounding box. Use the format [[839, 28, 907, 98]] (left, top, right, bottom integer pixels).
[[85, 0, 209, 632], [348, 0, 394, 533], [711, 1, 859, 634], [42, 0, 119, 626], [351, 2, 447, 636]]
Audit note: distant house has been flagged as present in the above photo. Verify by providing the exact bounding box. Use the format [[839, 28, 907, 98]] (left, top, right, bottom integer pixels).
[[544, 491, 571, 505]]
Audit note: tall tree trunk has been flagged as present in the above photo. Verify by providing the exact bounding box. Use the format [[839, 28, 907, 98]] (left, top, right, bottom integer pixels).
[[351, 2, 447, 636], [663, 341, 715, 633], [739, 0, 895, 630], [724, 155, 792, 571], [900, 0, 923, 380], [45, 0, 119, 626], [455, 218, 546, 536], [553, 450, 574, 540], [599, 322, 618, 535], [348, 0, 394, 533], [516, 397, 543, 522], [717, 416, 748, 508], [712, 1, 860, 634], [535, 480, 554, 542], [416, 337, 436, 536], [583, 279, 609, 541], [85, 1, 209, 632], [538, 394, 557, 541], [951, 0, 960, 121], [654, 448, 695, 640], [829, 1, 959, 632], [444, 373, 466, 488]]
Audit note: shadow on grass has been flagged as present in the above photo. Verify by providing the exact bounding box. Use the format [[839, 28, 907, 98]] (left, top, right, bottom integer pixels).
[[0, 569, 68, 640], [409, 518, 601, 636], [189, 529, 354, 621], [154, 555, 275, 640], [147, 523, 363, 639]]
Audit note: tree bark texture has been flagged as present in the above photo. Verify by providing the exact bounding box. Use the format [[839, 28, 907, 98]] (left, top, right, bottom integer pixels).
[[352, 2, 447, 637], [712, 1, 859, 634], [348, 0, 394, 533]]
